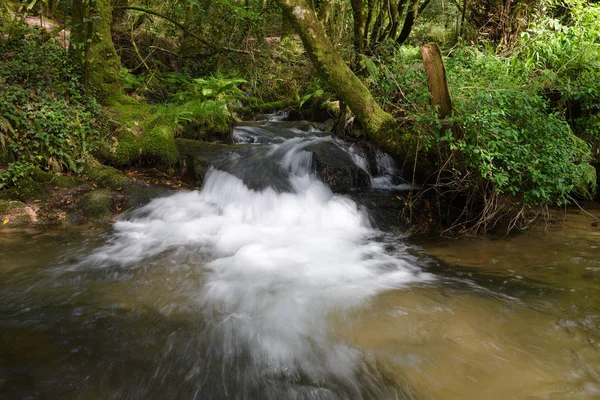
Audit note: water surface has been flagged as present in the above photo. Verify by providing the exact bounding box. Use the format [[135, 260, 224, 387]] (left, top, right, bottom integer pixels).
[[1, 119, 599, 399]]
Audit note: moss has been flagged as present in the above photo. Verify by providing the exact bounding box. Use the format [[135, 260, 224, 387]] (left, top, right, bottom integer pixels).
[[102, 99, 182, 167], [110, 97, 153, 123], [82, 161, 135, 192], [0, 200, 24, 215], [97, 130, 143, 167], [0, 200, 32, 227], [13, 177, 49, 202], [142, 124, 179, 166], [180, 120, 232, 142], [77, 189, 114, 222], [87, 0, 123, 104], [29, 169, 54, 183], [51, 174, 87, 188]]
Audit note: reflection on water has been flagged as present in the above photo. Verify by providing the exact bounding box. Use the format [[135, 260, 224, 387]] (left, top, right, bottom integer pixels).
[[1, 120, 599, 399]]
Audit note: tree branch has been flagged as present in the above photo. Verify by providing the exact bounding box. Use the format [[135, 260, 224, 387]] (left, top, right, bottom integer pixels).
[[113, 6, 251, 55]]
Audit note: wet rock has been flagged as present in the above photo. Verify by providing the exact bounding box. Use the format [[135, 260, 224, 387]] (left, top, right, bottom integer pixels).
[[305, 142, 371, 193], [77, 189, 116, 222], [176, 138, 293, 191], [351, 141, 380, 176], [176, 139, 230, 185], [83, 161, 165, 209], [317, 119, 335, 133]]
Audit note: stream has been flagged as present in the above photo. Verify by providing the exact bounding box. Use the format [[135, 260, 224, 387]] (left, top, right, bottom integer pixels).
[[1, 117, 599, 399]]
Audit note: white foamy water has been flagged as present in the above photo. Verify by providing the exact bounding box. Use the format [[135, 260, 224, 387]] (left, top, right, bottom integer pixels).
[[78, 122, 431, 395]]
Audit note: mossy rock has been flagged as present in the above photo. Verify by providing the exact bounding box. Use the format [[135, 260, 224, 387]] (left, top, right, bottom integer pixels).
[[180, 120, 233, 143], [13, 177, 50, 202], [77, 189, 115, 222], [83, 162, 135, 192], [96, 130, 143, 167], [51, 174, 88, 188], [29, 169, 54, 183], [123, 186, 166, 209], [0, 200, 33, 227], [142, 124, 179, 166]]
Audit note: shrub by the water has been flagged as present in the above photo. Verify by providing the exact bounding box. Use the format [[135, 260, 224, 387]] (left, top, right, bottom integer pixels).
[[0, 24, 108, 188]]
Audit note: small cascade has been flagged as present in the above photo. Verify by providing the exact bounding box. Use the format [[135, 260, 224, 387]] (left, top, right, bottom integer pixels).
[[228, 116, 412, 193], [74, 117, 431, 397]]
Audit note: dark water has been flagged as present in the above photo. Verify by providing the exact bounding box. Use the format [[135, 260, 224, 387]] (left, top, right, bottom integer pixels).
[[1, 118, 599, 399]]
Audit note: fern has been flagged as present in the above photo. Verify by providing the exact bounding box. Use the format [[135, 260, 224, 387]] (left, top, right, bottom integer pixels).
[[574, 163, 597, 200]]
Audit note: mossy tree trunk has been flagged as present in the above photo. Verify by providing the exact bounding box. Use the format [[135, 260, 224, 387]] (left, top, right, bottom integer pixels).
[[70, 0, 122, 104], [87, 0, 123, 103], [282, 13, 295, 39], [350, 0, 366, 52], [275, 0, 407, 156]]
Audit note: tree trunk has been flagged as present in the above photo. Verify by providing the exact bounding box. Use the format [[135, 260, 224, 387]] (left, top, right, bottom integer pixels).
[[350, 0, 367, 52], [396, 0, 419, 44], [275, 0, 405, 155], [69, 0, 86, 73], [86, 0, 123, 103], [281, 13, 295, 38]]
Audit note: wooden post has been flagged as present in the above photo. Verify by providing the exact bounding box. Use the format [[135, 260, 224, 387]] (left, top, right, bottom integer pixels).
[[420, 42, 452, 119]]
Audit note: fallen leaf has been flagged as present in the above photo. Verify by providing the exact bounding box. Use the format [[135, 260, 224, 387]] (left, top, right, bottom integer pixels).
[[33, 199, 41, 203], [3, 219, 8, 225]]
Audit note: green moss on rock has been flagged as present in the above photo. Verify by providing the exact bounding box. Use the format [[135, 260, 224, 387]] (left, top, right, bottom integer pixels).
[[51, 174, 87, 188], [14, 177, 49, 202], [142, 124, 179, 166], [83, 161, 135, 192], [29, 169, 54, 183], [77, 189, 114, 222], [97, 130, 143, 167]]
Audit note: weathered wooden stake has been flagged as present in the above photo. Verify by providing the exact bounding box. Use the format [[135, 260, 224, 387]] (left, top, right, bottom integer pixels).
[[420, 42, 452, 120]]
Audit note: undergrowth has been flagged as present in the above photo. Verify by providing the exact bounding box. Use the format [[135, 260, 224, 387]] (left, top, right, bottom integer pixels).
[[0, 23, 108, 188], [361, 3, 599, 233]]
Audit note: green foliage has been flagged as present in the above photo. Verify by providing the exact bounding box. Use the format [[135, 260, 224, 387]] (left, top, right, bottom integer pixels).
[[153, 74, 244, 139], [299, 80, 327, 108], [0, 25, 108, 189], [364, 37, 596, 207], [170, 75, 247, 104], [515, 3, 600, 157], [120, 67, 146, 92]]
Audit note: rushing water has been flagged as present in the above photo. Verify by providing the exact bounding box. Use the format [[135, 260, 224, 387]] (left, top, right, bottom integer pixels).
[[1, 118, 600, 399]]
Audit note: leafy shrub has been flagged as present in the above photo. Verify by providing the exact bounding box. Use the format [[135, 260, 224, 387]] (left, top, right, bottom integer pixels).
[[0, 24, 108, 188], [515, 3, 600, 158], [363, 40, 595, 216]]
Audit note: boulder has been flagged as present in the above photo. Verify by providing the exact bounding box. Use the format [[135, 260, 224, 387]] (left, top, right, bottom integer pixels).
[[305, 142, 370, 193]]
